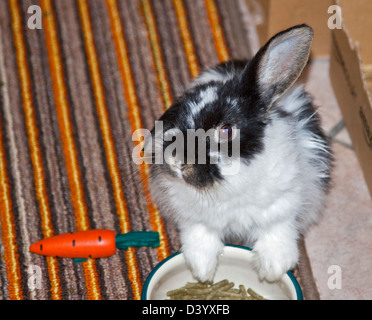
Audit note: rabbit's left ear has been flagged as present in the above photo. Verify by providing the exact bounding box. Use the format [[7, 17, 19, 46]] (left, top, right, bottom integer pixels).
[[241, 24, 313, 105]]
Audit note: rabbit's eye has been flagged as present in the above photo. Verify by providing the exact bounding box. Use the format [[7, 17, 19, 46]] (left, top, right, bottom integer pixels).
[[219, 124, 233, 141]]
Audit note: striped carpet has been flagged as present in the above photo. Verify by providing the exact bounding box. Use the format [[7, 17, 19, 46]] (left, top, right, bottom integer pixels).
[[0, 0, 317, 300]]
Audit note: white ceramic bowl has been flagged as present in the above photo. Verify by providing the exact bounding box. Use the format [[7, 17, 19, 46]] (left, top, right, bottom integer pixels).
[[142, 244, 303, 300]]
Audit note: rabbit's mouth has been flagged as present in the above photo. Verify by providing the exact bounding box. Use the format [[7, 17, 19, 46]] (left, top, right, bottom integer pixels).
[[160, 153, 222, 190], [179, 164, 220, 190]]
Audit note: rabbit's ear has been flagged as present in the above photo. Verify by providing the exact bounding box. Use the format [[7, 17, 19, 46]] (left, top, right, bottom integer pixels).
[[241, 24, 313, 105]]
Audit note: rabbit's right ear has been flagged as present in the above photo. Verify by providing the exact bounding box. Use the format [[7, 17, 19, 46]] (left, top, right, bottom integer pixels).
[[241, 24, 313, 107]]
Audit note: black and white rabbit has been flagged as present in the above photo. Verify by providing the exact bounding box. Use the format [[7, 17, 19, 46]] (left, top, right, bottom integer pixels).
[[148, 25, 332, 282]]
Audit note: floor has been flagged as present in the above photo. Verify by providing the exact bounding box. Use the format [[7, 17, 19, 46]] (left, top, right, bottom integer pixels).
[[302, 57, 372, 299]]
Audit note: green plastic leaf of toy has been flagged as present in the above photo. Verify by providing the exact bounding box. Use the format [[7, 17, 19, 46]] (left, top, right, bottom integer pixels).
[[115, 231, 160, 250], [73, 258, 88, 263]]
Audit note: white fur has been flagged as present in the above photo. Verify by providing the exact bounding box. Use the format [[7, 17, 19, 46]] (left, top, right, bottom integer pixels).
[[150, 84, 329, 282], [188, 87, 218, 121]]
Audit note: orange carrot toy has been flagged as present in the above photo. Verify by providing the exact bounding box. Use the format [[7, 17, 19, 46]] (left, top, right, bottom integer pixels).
[[30, 229, 159, 262]]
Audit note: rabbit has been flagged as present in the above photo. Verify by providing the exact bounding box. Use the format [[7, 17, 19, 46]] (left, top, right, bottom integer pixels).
[[147, 24, 332, 282]]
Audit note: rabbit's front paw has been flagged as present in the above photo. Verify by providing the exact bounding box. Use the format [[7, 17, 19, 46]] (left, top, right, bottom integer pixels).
[[184, 249, 218, 282], [253, 246, 298, 282], [180, 224, 223, 282]]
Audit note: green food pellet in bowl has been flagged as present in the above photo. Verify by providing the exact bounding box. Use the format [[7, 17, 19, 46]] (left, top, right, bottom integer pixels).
[[166, 280, 267, 300]]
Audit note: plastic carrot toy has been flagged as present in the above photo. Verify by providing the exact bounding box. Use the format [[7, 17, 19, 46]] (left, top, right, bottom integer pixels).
[[30, 229, 160, 262]]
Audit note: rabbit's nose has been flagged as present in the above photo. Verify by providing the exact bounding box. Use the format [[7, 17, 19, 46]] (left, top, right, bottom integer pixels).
[[181, 164, 194, 178]]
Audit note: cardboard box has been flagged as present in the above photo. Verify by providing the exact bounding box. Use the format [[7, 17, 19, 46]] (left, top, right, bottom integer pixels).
[[329, 0, 372, 199], [248, 0, 332, 57]]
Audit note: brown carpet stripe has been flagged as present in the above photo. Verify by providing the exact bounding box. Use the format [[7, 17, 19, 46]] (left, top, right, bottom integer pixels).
[[172, 0, 200, 79], [22, 0, 83, 299], [77, 0, 136, 300], [77, 0, 143, 300], [0, 93, 23, 300], [0, 0, 321, 300], [149, 0, 190, 97], [39, 0, 101, 300], [8, 0, 63, 300], [205, 0, 230, 62], [1, 0, 44, 300], [0, 21, 24, 300], [48, 0, 101, 299], [141, 0, 173, 109], [106, 0, 171, 267], [82, 0, 151, 299]]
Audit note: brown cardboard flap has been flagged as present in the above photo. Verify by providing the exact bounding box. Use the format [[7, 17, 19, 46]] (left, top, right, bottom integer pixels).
[[330, 1, 372, 198]]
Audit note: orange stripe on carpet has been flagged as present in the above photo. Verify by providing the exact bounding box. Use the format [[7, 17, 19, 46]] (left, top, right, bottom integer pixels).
[[8, 0, 62, 300], [106, 0, 170, 264], [204, 0, 230, 62], [0, 113, 23, 300], [39, 0, 101, 300], [77, 0, 142, 300], [172, 0, 200, 79], [141, 0, 173, 109]]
